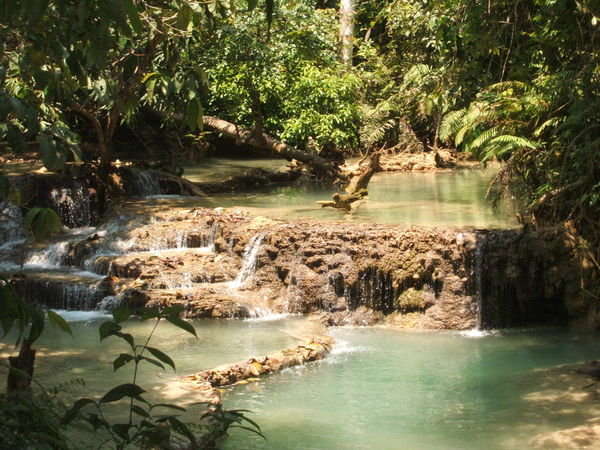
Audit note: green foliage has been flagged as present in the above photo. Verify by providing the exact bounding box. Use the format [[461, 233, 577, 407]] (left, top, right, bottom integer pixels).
[[23, 207, 62, 242], [61, 305, 261, 449], [197, 1, 361, 149], [0, 385, 72, 449], [0, 281, 72, 346]]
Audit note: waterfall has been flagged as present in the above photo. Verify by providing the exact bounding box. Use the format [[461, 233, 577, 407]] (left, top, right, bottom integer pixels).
[[96, 295, 121, 312], [0, 201, 24, 245], [133, 170, 161, 197], [474, 235, 484, 330], [17, 278, 105, 311], [230, 234, 265, 289], [25, 241, 70, 268], [50, 185, 91, 228]]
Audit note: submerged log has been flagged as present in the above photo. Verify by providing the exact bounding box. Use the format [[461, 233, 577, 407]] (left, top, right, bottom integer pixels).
[[317, 152, 380, 211], [202, 115, 343, 181], [182, 336, 333, 388]]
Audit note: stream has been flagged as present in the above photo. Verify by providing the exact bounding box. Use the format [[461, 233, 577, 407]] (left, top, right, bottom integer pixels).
[[1, 159, 593, 449]]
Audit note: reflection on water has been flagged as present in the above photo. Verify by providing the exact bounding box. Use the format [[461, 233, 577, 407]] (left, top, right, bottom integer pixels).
[[2, 318, 597, 448], [181, 159, 517, 228], [223, 327, 600, 449], [0, 316, 305, 403]]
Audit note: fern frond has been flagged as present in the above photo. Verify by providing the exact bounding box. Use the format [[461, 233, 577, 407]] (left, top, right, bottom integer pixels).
[[464, 126, 505, 153], [439, 109, 466, 142]]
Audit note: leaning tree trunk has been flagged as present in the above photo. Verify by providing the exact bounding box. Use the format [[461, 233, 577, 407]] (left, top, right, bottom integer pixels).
[[202, 115, 343, 181], [339, 0, 356, 67], [317, 153, 380, 211]]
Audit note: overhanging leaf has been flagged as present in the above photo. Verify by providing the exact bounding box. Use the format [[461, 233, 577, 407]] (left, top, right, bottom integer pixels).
[[146, 346, 176, 371], [113, 353, 134, 371], [47, 310, 73, 336], [61, 398, 97, 425], [165, 316, 197, 337], [99, 383, 146, 404]]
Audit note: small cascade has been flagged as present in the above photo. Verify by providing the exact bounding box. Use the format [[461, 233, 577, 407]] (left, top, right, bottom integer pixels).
[[16, 277, 108, 311], [50, 185, 91, 228], [25, 241, 70, 268], [230, 234, 265, 289], [133, 170, 161, 197], [149, 229, 188, 251], [96, 295, 121, 312], [474, 236, 485, 329], [207, 221, 219, 251], [0, 201, 24, 245], [344, 267, 395, 313]]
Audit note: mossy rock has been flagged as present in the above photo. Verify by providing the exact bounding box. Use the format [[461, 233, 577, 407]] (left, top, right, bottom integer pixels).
[[396, 287, 425, 313]]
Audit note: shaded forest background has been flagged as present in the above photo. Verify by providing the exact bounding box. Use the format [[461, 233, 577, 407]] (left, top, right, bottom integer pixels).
[[1, 0, 598, 241]]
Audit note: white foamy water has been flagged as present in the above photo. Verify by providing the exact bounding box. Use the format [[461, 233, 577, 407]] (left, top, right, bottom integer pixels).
[[25, 241, 70, 268], [245, 312, 292, 322], [50, 309, 110, 322], [229, 234, 265, 289], [460, 328, 500, 338]]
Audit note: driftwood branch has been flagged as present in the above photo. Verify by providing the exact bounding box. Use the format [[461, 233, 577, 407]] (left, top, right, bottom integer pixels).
[[318, 153, 381, 211]]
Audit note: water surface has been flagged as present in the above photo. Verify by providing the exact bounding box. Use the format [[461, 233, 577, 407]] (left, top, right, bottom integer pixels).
[[182, 159, 517, 228], [222, 327, 600, 449]]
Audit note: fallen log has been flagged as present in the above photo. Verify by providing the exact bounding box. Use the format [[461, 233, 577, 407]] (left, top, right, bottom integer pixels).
[[155, 170, 208, 197], [182, 336, 333, 388], [202, 115, 343, 181], [317, 152, 380, 211]]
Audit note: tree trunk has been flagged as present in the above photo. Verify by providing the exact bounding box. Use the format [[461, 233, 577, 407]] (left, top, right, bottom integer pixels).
[[202, 115, 343, 181], [317, 153, 380, 211], [7, 340, 36, 392], [339, 0, 356, 67]]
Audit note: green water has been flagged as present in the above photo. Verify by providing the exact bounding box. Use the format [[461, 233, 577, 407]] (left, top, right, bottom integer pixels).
[[4, 316, 599, 449], [0, 314, 305, 402], [181, 159, 517, 228], [221, 327, 600, 449]]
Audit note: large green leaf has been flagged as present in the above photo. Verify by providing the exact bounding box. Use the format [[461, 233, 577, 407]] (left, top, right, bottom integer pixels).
[[123, 0, 143, 34], [39, 135, 67, 172], [146, 346, 176, 371], [61, 398, 97, 425], [24, 207, 62, 242], [112, 306, 131, 324], [165, 316, 197, 337], [113, 353, 134, 371], [47, 310, 73, 336], [99, 383, 146, 404]]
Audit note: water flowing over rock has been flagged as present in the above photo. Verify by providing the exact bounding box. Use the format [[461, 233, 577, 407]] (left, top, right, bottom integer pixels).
[[7, 203, 591, 330], [13, 272, 112, 311], [229, 233, 265, 289], [49, 185, 91, 228], [130, 169, 162, 197], [0, 201, 24, 246]]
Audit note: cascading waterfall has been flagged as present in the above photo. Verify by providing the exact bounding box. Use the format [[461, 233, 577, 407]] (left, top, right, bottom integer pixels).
[[0, 201, 24, 245], [25, 241, 70, 268], [474, 236, 484, 330], [17, 277, 107, 311], [50, 185, 91, 228], [230, 234, 265, 289], [133, 170, 161, 197]]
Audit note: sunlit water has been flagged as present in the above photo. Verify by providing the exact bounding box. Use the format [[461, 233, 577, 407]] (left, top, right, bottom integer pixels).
[[222, 327, 600, 449], [180, 159, 517, 228], [2, 318, 599, 449]]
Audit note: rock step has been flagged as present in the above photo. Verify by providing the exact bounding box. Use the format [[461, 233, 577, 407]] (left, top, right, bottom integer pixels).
[[11, 269, 113, 311]]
